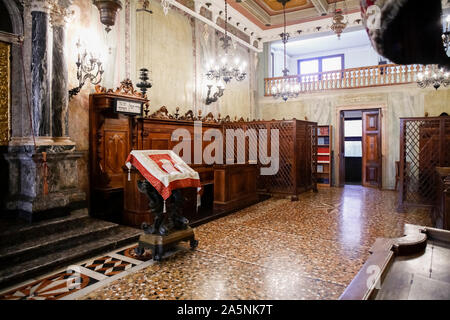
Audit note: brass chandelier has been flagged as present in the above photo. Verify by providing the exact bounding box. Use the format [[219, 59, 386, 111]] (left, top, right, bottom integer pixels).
[[93, 0, 122, 33], [330, 0, 348, 39]]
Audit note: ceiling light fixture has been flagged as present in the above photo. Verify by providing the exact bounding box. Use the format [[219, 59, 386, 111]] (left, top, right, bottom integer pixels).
[[270, 0, 300, 102], [443, 15, 450, 52], [417, 65, 450, 90], [205, 0, 247, 84], [417, 15, 450, 90], [93, 0, 122, 33], [330, 0, 348, 39]]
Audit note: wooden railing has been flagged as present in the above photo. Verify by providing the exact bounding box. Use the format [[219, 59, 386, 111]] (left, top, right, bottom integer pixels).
[[264, 64, 425, 96]]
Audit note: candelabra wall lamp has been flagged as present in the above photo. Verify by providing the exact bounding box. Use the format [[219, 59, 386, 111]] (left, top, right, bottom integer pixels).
[[205, 83, 225, 105], [68, 39, 104, 99]]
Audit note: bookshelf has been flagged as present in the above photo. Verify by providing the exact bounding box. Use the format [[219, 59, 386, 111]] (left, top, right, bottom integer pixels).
[[316, 125, 332, 187]]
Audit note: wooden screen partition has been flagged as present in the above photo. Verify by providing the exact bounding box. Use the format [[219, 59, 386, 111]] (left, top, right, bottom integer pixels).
[[223, 119, 318, 200], [398, 116, 450, 212], [90, 82, 318, 226]]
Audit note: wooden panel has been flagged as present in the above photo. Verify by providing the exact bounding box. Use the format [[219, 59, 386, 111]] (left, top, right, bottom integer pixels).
[[398, 117, 450, 211], [213, 164, 258, 212], [362, 110, 382, 188]]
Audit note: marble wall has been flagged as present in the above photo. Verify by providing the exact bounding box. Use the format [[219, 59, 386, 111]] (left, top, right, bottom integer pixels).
[[257, 85, 450, 189]]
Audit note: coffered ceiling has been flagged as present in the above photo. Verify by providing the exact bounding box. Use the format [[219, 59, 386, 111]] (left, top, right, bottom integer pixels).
[[230, 0, 360, 29]]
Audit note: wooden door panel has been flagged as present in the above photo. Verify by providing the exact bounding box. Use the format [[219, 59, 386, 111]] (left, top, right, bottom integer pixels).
[[364, 134, 379, 161], [104, 130, 129, 188], [362, 110, 382, 188]]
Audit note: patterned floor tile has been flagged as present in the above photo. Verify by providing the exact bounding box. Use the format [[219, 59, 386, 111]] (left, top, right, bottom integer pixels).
[[81, 256, 136, 277], [0, 270, 98, 300]]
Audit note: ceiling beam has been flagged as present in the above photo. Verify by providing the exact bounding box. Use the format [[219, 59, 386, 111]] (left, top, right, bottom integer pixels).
[[310, 0, 329, 16]]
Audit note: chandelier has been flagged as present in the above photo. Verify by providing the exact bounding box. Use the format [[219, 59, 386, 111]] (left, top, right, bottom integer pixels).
[[417, 16, 450, 90], [443, 15, 450, 52], [270, 0, 300, 102], [417, 65, 450, 90], [205, 0, 247, 84], [330, 0, 348, 39]]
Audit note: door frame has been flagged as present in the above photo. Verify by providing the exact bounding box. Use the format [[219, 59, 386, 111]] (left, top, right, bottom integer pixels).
[[334, 104, 387, 188]]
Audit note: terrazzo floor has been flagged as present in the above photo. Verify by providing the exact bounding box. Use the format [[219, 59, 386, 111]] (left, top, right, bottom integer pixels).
[[80, 185, 432, 300]]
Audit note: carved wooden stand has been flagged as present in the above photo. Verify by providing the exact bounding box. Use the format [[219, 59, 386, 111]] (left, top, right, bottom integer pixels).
[[134, 227, 198, 261]]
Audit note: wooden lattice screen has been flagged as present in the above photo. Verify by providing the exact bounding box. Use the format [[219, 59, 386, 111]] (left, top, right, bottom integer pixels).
[[398, 117, 450, 211], [223, 120, 317, 198]]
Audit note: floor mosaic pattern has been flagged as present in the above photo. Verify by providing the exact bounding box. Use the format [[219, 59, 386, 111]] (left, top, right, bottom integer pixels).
[[0, 186, 433, 300], [0, 245, 152, 300], [82, 186, 432, 300]]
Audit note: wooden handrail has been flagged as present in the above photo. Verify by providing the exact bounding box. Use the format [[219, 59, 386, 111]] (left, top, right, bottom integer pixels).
[[264, 64, 424, 96]]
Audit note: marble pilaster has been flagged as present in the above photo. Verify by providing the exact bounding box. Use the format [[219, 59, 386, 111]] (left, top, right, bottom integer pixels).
[[30, 0, 51, 137], [50, 1, 71, 139]]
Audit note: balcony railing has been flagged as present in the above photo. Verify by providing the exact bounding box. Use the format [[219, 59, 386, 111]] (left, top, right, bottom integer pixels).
[[264, 64, 425, 96]]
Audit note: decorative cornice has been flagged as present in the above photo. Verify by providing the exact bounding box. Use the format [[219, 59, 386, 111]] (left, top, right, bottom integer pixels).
[[95, 79, 147, 99], [23, 0, 53, 13]]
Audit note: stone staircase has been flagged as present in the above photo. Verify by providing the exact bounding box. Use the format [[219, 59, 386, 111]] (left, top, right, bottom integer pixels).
[[0, 209, 142, 290]]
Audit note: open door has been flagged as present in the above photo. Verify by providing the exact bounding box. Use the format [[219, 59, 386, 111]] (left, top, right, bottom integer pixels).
[[362, 110, 382, 188], [338, 111, 345, 187]]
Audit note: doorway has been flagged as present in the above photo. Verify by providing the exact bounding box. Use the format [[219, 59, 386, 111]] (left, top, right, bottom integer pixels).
[[343, 111, 363, 184], [339, 108, 382, 188]]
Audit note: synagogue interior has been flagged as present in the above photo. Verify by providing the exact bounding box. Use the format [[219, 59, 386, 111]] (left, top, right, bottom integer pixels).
[[0, 0, 449, 301]]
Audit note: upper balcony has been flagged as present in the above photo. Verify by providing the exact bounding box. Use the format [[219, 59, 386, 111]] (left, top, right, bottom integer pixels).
[[263, 64, 426, 96]]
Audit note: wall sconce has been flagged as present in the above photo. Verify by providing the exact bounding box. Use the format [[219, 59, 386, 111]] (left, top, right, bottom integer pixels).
[[69, 39, 104, 99], [93, 0, 123, 33], [205, 83, 225, 105]]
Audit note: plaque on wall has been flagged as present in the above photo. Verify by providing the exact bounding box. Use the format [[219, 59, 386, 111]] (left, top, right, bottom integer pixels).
[[114, 98, 143, 116]]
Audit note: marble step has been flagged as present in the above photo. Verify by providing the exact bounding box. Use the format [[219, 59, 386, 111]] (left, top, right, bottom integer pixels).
[[0, 226, 142, 290], [0, 218, 120, 267], [0, 209, 91, 247]]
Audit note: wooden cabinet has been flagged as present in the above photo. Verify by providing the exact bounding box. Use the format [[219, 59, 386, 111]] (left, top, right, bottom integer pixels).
[[89, 85, 147, 222], [434, 167, 450, 230], [213, 164, 258, 213], [223, 119, 317, 200], [398, 117, 450, 211]]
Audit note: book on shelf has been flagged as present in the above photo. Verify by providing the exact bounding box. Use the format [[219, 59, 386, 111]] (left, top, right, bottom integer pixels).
[[318, 137, 330, 145], [317, 178, 330, 184], [318, 127, 329, 136], [317, 165, 323, 173]]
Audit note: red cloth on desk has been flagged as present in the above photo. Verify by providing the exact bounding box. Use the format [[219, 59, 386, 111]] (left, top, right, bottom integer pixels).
[[125, 150, 201, 200]]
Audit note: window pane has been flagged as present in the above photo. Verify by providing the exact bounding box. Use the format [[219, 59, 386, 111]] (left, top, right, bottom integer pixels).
[[345, 141, 362, 157], [322, 56, 342, 72], [300, 59, 319, 75], [344, 120, 362, 137]]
